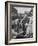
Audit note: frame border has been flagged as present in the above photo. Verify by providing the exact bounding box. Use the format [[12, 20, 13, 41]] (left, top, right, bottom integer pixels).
[[5, 1, 37, 45]]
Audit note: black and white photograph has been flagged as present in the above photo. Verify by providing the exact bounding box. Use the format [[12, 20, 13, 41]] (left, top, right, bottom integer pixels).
[[5, 1, 37, 44], [10, 5, 33, 39]]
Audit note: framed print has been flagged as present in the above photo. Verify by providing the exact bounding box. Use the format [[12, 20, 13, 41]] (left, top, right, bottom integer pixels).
[[5, 1, 37, 45]]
